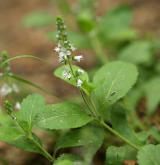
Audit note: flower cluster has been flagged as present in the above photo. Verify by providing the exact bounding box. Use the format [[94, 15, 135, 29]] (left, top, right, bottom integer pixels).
[[0, 83, 19, 97], [54, 17, 84, 87]]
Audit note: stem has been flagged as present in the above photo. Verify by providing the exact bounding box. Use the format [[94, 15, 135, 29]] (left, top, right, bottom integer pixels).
[[89, 31, 108, 65], [68, 59, 75, 77], [28, 135, 54, 162], [80, 90, 96, 117], [11, 116, 54, 163], [100, 120, 140, 150]]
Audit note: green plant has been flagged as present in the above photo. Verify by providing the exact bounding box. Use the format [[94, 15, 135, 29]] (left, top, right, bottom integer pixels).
[[0, 17, 160, 165]]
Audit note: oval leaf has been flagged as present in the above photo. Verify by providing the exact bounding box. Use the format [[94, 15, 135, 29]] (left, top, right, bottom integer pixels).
[[92, 61, 138, 112], [36, 102, 93, 130]]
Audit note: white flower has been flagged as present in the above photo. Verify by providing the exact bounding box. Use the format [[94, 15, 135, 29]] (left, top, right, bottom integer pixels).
[[77, 69, 84, 74], [56, 34, 59, 39], [74, 55, 83, 62], [0, 73, 3, 77], [76, 79, 83, 87], [58, 51, 67, 63], [70, 44, 76, 51], [63, 70, 72, 79], [15, 102, 21, 110], [66, 50, 71, 56], [12, 84, 19, 93], [54, 46, 60, 52], [0, 84, 12, 97]]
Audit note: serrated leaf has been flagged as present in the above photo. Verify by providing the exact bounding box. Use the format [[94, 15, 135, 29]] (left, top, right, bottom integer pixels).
[[137, 144, 160, 165], [55, 125, 104, 164], [119, 41, 153, 65], [106, 145, 137, 165], [36, 102, 93, 130], [144, 77, 160, 114], [111, 105, 143, 147], [54, 65, 93, 95], [23, 11, 54, 28], [0, 126, 42, 154], [92, 61, 138, 114], [54, 154, 82, 165], [17, 94, 46, 131]]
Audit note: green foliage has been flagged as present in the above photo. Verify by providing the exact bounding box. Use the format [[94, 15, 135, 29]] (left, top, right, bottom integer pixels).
[[92, 61, 138, 114], [77, 10, 95, 33], [111, 105, 143, 147], [143, 77, 160, 114], [0, 126, 42, 153], [137, 144, 160, 165], [1, 4, 160, 164], [54, 154, 82, 165], [54, 65, 93, 95], [36, 102, 93, 130], [106, 145, 137, 165], [54, 65, 89, 86], [17, 94, 45, 132], [99, 5, 137, 43], [119, 41, 153, 65], [23, 11, 54, 28], [55, 125, 104, 164]]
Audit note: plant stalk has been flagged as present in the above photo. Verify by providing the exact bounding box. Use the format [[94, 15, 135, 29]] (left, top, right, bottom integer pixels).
[[100, 120, 140, 150]]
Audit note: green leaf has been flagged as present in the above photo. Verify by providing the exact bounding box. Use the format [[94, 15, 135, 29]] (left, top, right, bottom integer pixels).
[[106, 145, 137, 165], [137, 144, 160, 165], [92, 61, 138, 114], [149, 127, 160, 143], [36, 102, 93, 130], [99, 5, 137, 43], [77, 10, 95, 33], [119, 41, 153, 65], [144, 77, 160, 114], [23, 11, 54, 28], [54, 154, 82, 165], [17, 94, 46, 131], [55, 125, 104, 164], [111, 105, 143, 147], [0, 126, 42, 154], [54, 65, 93, 95]]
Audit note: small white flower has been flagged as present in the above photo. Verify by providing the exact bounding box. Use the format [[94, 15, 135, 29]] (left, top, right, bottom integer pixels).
[[66, 50, 71, 56], [56, 34, 59, 38], [63, 70, 72, 79], [76, 79, 83, 87], [15, 102, 21, 110], [77, 69, 84, 74], [74, 55, 83, 62], [0, 73, 3, 77], [58, 51, 66, 63], [59, 51, 65, 58], [12, 84, 19, 93], [0, 84, 12, 97], [70, 44, 76, 51], [54, 46, 60, 52]]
